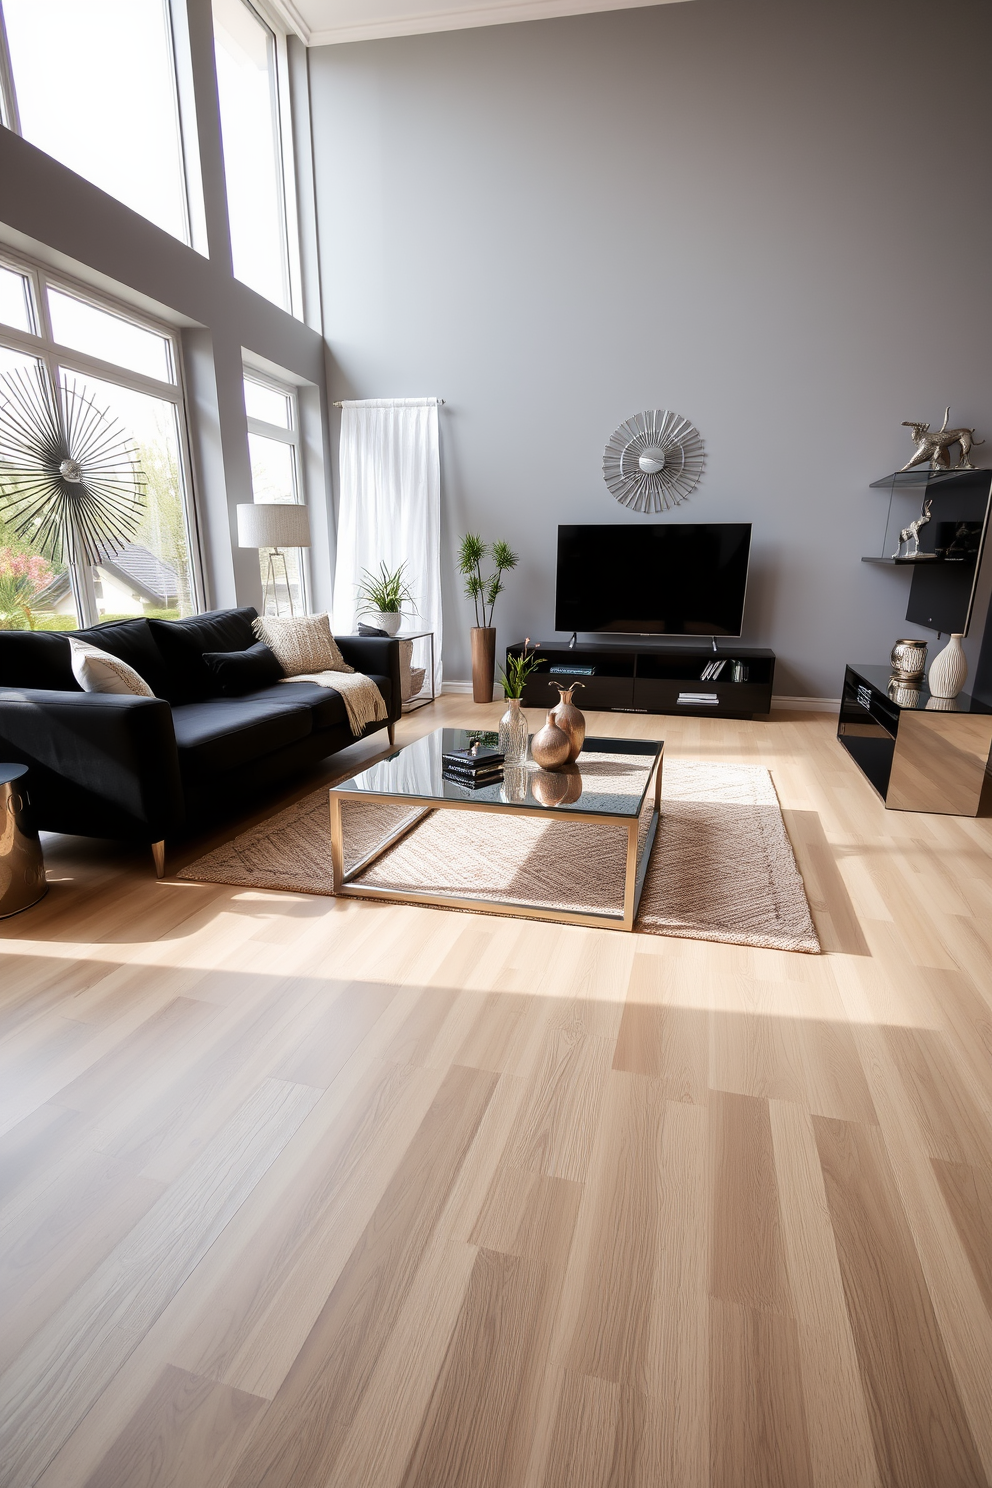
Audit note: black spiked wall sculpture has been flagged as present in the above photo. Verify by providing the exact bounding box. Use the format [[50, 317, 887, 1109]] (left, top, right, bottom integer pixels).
[[0, 366, 146, 568]]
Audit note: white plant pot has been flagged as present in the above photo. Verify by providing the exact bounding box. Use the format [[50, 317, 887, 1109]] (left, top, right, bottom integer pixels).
[[928, 633, 968, 700], [369, 610, 402, 636]]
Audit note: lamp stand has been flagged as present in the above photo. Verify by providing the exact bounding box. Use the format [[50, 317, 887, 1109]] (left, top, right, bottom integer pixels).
[[263, 547, 295, 617]]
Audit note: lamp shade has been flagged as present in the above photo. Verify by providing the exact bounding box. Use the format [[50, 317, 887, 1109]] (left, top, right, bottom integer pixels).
[[237, 502, 311, 549]]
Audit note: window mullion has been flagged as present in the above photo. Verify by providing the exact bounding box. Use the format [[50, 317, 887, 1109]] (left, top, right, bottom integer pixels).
[[53, 349, 182, 404], [245, 415, 296, 444], [0, 3, 21, 133], [273, 29, 302, 320]]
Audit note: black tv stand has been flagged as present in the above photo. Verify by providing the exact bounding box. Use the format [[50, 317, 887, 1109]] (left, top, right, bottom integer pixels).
[[506, 638, 775, 719]]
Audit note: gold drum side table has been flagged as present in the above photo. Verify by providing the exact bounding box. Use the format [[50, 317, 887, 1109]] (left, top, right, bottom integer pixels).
[[0, 764, 48, 918]]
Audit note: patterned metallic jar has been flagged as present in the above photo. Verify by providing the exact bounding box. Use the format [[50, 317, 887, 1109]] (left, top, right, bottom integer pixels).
[[889, 638, 928, 683]]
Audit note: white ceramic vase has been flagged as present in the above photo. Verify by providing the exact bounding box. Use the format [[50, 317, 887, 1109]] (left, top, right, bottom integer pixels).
[[928, 633, 968, 700], [369, 610, 402, 636]]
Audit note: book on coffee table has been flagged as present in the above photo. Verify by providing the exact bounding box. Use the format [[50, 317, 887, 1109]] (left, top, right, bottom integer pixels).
[[441, 745, 505, 771]]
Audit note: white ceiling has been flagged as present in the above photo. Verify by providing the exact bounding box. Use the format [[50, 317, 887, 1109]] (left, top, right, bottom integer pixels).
[[271, 0, 691, 48]]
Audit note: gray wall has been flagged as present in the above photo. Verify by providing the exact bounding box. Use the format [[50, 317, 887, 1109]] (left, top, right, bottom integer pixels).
[[310, 0, 992, 698]]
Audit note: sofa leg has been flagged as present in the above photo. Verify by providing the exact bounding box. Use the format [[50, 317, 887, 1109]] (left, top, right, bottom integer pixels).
[[388, 722, 396, 746], [151, 841, 166, 877]]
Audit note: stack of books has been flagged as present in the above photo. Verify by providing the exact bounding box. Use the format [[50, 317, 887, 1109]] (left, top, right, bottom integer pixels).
[[442, 743, 505, 789]]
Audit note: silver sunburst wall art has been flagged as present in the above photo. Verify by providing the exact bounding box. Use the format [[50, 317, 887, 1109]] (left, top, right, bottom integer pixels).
[[603, 409, 705, 512], [0, 366, 146, 569]]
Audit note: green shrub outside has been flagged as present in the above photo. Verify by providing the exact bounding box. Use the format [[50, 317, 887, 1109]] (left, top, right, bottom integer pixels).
[[2, 607, 181, 633]]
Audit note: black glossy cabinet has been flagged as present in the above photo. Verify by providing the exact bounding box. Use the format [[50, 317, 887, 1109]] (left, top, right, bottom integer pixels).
[[837, 664, 992, 815], [506, 641, 775, 719]]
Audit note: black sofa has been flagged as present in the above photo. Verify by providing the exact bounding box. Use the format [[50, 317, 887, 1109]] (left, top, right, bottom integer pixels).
[[0, 606, 401, 869]]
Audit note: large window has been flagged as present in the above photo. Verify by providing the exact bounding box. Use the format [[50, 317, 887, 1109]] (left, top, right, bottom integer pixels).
[[0, 256, 199, 632], [0, 0, 191, 244], [244, 371, 306, 615], [213, 0, 292, 309]]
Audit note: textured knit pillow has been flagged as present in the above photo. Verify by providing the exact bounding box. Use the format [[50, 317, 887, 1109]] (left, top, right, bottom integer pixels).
[[68, 637, 155, 697], [251, 613, 353, 677]]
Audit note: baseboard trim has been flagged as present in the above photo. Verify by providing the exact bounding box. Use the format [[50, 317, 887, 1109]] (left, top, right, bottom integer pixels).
[[770, 696, 840, 713], [441, 680, 477, 695]]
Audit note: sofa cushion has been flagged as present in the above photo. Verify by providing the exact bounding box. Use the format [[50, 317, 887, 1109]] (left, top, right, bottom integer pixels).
[[238, 679, 348, 731], [171, 696, 311, 777], [0, 629, 78, 690], [148, 608, 258, 704], [240, 674, 392, 732], [74, 617, 172, 698], [202, 641, 283, 697]]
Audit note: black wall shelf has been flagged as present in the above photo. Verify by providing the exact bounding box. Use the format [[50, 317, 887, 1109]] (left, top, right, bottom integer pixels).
[[863, 467, 992, 633]]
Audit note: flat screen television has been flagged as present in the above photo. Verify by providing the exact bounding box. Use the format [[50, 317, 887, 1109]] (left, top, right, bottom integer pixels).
[[555, 522, 752, 637]]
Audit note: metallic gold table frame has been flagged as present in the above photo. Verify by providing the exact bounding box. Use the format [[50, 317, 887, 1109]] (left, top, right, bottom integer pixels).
[[328, 745, 663, 932]]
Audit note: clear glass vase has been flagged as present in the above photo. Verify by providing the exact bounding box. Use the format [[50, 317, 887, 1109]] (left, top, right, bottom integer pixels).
[[498, 697, 529, 764]]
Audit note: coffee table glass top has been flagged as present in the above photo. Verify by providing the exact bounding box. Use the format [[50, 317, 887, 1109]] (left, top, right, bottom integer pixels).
[[334, 728, 662, 818]]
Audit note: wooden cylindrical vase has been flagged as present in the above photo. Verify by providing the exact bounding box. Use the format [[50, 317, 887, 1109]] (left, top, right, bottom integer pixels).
[[470, 627, 497, 703]]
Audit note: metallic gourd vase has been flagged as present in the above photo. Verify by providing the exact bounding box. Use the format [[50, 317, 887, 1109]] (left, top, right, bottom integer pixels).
[[531, 710, 571, 771], [889, 638, 928, 683], [549, 682, 585, 762]]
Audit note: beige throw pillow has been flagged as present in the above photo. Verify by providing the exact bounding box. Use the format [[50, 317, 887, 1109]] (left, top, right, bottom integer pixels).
[[252, 613, 353, 677], [68, 637, 155, 697]]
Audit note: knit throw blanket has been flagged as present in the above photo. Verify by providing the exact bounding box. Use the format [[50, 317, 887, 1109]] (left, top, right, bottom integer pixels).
[[279, 671, 387, 736]]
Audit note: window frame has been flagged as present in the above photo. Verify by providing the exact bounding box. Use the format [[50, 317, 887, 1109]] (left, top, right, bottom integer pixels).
[[0, 0, 197, 249], [0, 246, 205, 626], [213, 0, 302, 317], [243, 365, 309, 611]]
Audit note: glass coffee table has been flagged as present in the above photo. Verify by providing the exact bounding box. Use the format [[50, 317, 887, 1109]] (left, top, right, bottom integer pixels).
[[329, 727, 663, 931]]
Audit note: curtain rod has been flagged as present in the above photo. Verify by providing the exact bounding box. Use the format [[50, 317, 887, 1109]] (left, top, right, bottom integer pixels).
[[333, 398, 445, 406]]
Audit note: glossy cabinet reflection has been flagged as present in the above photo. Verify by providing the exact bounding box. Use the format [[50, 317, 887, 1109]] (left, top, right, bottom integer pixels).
[[837, 665, 992, 816]]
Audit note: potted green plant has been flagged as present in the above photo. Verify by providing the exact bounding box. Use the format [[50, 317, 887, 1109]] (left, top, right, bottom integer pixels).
[[355, 560, 417, 636], [496, 638, 543, 762], [458, 534, 519, 702]]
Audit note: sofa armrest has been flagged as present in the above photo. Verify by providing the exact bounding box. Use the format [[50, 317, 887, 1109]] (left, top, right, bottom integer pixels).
[[334, 636, 403, 722], [0, 689, 184, 841]]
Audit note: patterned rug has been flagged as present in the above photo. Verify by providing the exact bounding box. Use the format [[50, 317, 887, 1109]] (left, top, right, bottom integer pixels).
[[178, 759, 820, 953]]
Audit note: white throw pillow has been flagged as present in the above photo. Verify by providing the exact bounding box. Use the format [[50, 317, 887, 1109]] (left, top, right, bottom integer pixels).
[[252, 613, 353, 677], [68, 637, 154, 697]]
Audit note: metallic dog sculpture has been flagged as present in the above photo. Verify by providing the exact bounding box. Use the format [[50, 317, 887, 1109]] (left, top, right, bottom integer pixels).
[[900, 409, 984, 472]]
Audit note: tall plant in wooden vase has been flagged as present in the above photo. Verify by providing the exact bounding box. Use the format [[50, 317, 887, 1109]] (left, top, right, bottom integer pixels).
[[458, 533, 519, 702]]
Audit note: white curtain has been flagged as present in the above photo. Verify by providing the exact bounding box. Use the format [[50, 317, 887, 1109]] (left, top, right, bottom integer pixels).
[[332, 397, 442, 694]]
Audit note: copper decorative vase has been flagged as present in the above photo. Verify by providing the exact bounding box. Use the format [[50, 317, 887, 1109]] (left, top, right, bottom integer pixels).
[[470, 627, 497, 703], [531, 710, 570, 770], [550, 682, 585, 762]]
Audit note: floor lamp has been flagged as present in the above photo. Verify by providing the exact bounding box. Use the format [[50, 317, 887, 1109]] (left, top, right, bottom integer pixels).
[[237, 503, 311, 617]]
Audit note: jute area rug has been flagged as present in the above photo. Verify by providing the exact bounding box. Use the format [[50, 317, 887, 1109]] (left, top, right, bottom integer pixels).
[[179, 760, 820, 954]]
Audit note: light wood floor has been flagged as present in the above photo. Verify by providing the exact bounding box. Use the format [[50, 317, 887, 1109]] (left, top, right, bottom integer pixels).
[[2, 695, 992, 1488]]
